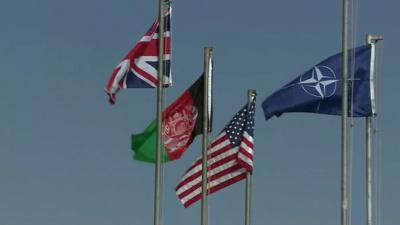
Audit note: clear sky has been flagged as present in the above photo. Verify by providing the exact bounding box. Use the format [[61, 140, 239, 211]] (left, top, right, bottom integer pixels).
[[1, 0, 398, 225]]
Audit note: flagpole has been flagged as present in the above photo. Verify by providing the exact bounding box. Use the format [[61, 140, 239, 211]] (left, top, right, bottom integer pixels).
[[341, 0, 350, 225], [154, 0, 166, 225], [201, 47, 213, 225], [365, 34, 383, 225], [365, 116, 373, 225], [245, 90, 257, 225]]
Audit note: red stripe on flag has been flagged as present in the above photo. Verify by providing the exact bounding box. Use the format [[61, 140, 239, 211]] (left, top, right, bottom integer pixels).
[[178, 135, 230, 175], [238, 146, 253, 160], [208, 171, 247, 195], [208, 143, 234, 159], [207, 164, 243, 182], [164, 37, 172, 54], [211, 134, 229, 148], [131, 63, 158, 86], [241, 136, 254, 149], [182, 169, 247, 208], [237, 157, 253, 173], [183, 193, 202, 208], [144, 21, 159, 37], [175, 153, 237, 191], [178, 163, 243, 204]]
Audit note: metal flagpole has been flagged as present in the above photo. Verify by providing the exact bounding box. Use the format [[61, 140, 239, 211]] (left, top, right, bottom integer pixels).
[[154, 0, 166, 225], [365, 34, 383, 225], [245, 90, 257, 225], [366, 116, 373, 225], [341, 0, 350, 225], [201, 47, 213, 225], [341, 0, 350, 223], [366, 34, 373, 225]]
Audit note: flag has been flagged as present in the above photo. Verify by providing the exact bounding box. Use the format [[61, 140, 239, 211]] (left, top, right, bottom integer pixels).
[[176, 100, 256, 208], [131, 74, 211, 163], [105, 5, 172, 104], [262, 44, 374, 120]]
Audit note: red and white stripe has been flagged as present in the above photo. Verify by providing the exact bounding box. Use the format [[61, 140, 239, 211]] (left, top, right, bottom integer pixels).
[[237, 132, 254, 173], [105, 23, 171, 90], [176, 131, 254, 208], [105, 7, 172, 104]]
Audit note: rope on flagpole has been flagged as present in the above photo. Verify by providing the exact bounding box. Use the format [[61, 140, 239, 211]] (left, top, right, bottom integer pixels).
[[374, 41, 384, 225]]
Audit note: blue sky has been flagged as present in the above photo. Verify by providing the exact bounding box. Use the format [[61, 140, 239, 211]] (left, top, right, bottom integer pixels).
[[1, 0, 398, 225]]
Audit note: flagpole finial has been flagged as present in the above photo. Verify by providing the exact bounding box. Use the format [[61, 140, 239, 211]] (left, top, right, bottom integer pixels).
[[204, 46, 214, 53], [247, 89, 257, 102], [366, 34, 384, 44]]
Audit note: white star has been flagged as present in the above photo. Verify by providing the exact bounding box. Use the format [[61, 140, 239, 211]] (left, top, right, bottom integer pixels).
[[298, 66, 338, 99]]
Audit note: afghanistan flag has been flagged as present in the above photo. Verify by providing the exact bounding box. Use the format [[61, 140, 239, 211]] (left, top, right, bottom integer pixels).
[[132, 74, 211, 163]]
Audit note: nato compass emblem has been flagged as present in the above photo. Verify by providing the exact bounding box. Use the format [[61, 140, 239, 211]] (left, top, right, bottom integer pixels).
[[298, 66, 339, 99]]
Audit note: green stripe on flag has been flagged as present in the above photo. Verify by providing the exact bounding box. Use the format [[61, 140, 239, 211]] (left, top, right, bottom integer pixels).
[[131, 120, 170, 163]]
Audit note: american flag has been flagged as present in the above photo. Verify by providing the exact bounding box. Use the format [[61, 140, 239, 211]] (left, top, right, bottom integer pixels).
[[176, 99, 256, 208], [105, 5, 172, 104]]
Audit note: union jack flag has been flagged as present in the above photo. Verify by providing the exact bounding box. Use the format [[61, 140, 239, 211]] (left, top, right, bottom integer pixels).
[[105, 5, 172, 104], [176, 99, 256, 208]]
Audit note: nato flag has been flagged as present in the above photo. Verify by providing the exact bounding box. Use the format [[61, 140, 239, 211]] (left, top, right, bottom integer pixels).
[[262, 44, 374, 120]]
